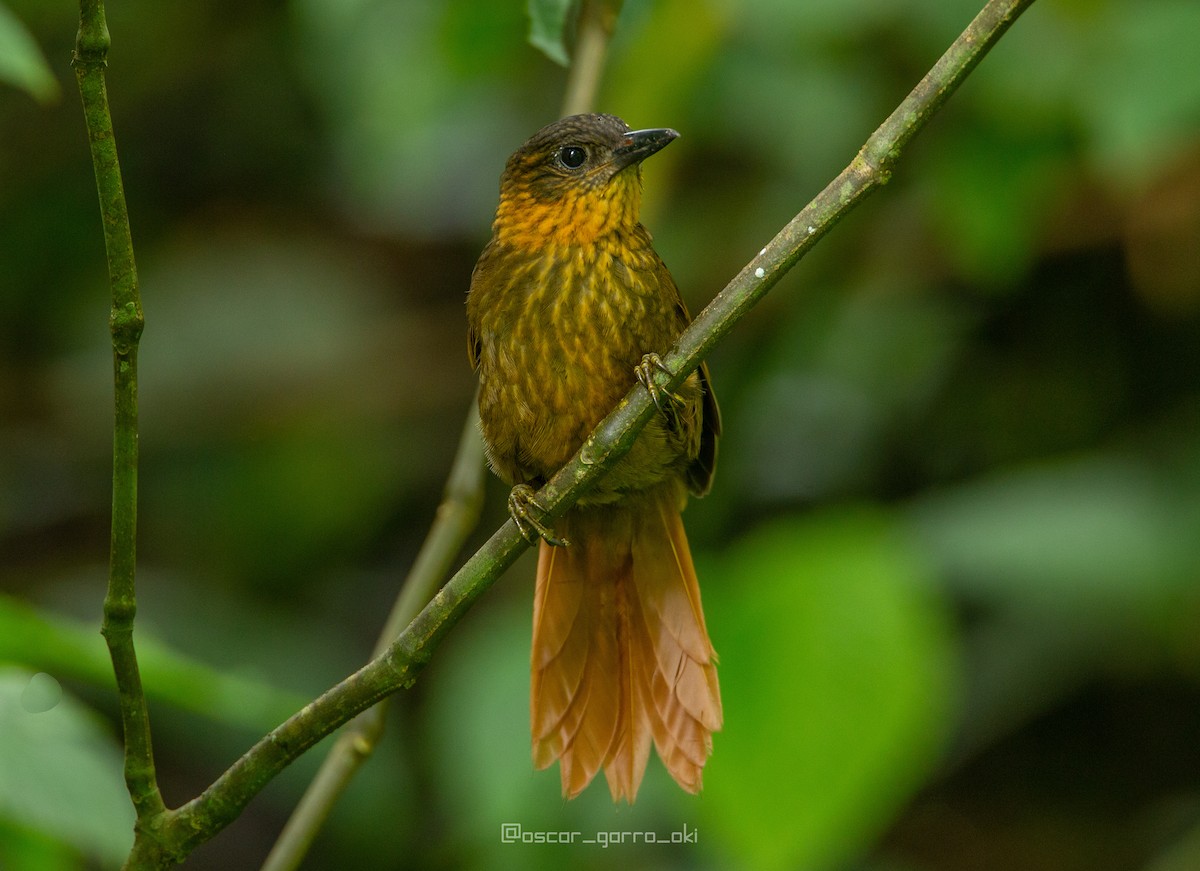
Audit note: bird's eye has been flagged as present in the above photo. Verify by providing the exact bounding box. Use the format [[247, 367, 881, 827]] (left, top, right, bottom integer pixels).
[[556, 146, 588, 170]]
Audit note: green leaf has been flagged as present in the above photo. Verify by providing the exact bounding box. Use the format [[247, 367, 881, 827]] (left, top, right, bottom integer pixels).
[[0, 817, 78, 871], [1076, 0, 1200, 182], [0, 668, 134, 865], [0, 594, 308, 731], [906, 453, 1197, 607], [527, 0, 574, 66], [0, 3, 60, 104], [699, 509, 955, 871]]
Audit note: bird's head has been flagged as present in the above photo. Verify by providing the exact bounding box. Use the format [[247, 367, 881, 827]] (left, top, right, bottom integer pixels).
[[493, 113, 678, 251]]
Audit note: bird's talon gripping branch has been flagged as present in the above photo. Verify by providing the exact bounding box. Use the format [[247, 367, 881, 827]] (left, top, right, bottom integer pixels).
[[508, 484, 569, 547], [635, 352, 684, 426]]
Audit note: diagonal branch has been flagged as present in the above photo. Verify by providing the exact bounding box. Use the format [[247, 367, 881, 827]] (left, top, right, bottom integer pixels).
[[121, 0, 1038, 863], [510, 0, 1038, 529]]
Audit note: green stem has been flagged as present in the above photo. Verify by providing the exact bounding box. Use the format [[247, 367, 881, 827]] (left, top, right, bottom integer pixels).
[[119, 0, 1038, 863], [560, 0, 622, 117], [72, 0, 161, 827]]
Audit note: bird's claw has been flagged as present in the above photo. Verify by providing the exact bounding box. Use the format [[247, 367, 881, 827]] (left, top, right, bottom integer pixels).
[[508, 484, 569, 547], [635, 353, 684, 428]]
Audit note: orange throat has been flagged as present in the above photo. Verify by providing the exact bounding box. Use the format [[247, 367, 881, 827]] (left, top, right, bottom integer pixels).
[[494, 171, 643, 252]]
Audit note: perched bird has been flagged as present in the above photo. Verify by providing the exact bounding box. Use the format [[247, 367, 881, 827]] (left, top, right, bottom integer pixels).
[[466, 113, 721, 803]]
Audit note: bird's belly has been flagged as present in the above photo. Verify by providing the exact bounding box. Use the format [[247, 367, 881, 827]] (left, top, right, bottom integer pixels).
[[479, 287, 681, 490], [480, 324, 634, 482]]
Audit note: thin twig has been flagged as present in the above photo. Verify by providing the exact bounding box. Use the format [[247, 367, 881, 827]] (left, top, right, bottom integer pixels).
[[72, 0, 162, 825], [118, 0, 1038, 863], [560, 0, 621, 117]]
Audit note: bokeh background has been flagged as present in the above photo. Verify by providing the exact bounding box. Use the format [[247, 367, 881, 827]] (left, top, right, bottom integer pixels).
[[2, 0, 1200, 868]]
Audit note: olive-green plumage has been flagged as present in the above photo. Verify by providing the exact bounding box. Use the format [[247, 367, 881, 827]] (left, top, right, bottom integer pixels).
[[466, 113, 721, 802]]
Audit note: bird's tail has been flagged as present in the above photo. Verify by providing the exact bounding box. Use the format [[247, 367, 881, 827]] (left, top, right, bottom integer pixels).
[[530, 482, 722, 802]]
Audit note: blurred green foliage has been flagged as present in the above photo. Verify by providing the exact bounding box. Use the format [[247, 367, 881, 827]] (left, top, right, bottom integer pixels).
[[527, 0, 579, 66], [1, 0, 1198, 869], [0, 2, 57, 104], [699, 511, 954, 870], [0, 669, 132, 868]]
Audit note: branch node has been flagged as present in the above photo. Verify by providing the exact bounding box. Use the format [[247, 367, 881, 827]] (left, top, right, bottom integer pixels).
[[110, 298, 145, 351], [101, 597, 136, 629], [72, 0, 111, 67]]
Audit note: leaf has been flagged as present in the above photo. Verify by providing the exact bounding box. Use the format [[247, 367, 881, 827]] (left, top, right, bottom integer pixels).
[[906, 453, 1198, 607], [0, 594, 308, 731], [527, 0, 574, 66], [0, 3, 60, 104], [1076, 0, 1200, 182], [0, 818, 78, 871], [698, 509, 955, 871], [0, 668, 134, 865]]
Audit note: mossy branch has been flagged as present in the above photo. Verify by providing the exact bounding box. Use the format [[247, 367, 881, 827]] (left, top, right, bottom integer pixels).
[[111, 0, 1037, 865]]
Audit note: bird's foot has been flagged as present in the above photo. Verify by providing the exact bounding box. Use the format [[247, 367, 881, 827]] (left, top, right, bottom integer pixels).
[[508, 484, 569, 547], [635, 352, 684, 430]]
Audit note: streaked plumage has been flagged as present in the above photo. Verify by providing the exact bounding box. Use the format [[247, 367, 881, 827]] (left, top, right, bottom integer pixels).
[[466, 113, 721, 802]]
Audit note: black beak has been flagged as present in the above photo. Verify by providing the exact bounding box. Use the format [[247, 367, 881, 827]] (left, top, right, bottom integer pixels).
[[613, 127, 678, 169]]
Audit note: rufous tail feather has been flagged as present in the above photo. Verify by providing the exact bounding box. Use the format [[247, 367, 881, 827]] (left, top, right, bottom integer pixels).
[[530, 483, 721, 802]]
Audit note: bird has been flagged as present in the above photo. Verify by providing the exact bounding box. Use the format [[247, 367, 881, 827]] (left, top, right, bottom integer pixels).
[[465, 112, 721, 803]]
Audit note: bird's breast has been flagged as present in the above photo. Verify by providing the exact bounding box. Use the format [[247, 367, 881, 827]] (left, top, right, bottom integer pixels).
[[471, 233, 678, 480]]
